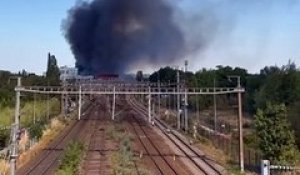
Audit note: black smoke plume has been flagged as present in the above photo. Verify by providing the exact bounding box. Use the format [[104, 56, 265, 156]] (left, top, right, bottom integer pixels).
[[63, 0, 185, 75]]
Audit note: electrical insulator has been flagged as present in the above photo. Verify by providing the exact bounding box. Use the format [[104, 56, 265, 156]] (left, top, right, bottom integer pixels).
[[270, 165, 294, 171]]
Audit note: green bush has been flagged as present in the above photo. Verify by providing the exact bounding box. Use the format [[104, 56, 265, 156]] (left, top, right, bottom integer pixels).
[[57, 141, 84, 175], [0, 129, 9, 149], [106, 124, 126, 141], [28, 121, 46, 140], [255, 103, 297, 164], [112, 135, 136, 175], [56, 167, 73, 175]]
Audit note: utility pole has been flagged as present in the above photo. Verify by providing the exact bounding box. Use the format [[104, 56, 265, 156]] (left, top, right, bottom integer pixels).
[[112, 86, 115, 120], [61, 92, 64, 116], [173, 88, 176, 111], [89, 80, 92, 100], [33, 93, 36, 124], [158, 71, 161, 116], [78, 85, 82, 120], [47, 93, 50, 120], [61, 79, 65, 117], [176, 68, 180, 130], [184, 88, 188, 132], [168, 80, 171, 111], [237, 78, 244, 173], [64, 93, 68, 118], [184, 60, 188, 132], [195, 81, 200, 121], [148, 86, 151, 123], [61, 79, 67, 118], [10, 77, 21, 175], [213, 78, 217, 131], [228, 75, 244, 173]]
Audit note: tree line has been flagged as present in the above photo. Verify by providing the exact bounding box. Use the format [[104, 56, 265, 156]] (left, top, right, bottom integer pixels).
[[146, 61, 300, 163], [148, 62, 299, 111], [0, 53, 60, 108]]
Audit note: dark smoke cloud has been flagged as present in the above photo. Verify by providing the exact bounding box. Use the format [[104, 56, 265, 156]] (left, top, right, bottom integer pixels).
[[63, 0, 186, 75]]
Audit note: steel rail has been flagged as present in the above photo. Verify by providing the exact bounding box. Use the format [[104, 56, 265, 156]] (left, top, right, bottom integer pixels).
[[17, 104, 94, 175], [128, 97, 224, 175], [128, 116, 166, 175], [131, 114, 179, 175]]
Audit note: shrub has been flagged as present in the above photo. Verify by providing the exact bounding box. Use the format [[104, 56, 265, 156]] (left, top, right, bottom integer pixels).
[[57, 141, 84, 175]]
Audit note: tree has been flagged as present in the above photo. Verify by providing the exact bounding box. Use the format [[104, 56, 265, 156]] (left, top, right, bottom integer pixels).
[[46, 53, 60, 85], [254, 62, 300, 109], [254, 103, 297, 163], [135, 71, 143, 82], [149, 67, 178, 83], [288, 101, 300, 148]]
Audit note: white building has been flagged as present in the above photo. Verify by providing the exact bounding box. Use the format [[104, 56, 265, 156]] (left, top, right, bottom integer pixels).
[[59, 66, 78, 81], [59, 66, 94, 82]]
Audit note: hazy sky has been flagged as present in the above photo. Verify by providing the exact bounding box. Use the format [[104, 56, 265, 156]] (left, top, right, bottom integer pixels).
[[0, 0, 299, 74]]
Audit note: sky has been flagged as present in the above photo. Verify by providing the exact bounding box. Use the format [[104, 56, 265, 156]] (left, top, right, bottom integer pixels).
[[0, 0, 299, 75]]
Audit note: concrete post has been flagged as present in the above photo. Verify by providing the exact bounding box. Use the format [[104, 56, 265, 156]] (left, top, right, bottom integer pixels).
[[47, 93, 50, 120], [60, 93, 64, 115], [64, 93, 68, 118], [213, 78, 217, 131], [184, 88, 188, 132], [195, 88, 200, 120], [61, 92, 64, 116], [238, 85, 244, 173], [10, 77, 21, 175], [89, 81, 92, 100], [228, 75, 244, 173], [33, 93, 36, 124], [158, 82, 161, 116], [176, 69, 180, 130], [78, 86, 82, 120], [112, 86, 115, 120], [148, 86, 151, 123]]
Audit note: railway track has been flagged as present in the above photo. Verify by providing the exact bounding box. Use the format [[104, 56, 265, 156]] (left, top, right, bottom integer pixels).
[[16, 103, 95, 175], [80, 102, 110, 175], [128, 114, 178, 175], [127, 96, 225, 175], [16, 94, 224, 175]]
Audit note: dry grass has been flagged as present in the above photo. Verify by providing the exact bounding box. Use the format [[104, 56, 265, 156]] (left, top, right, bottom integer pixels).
[[17, 118, 67, 169], [19, 131, 30, 153], [195, 138, 228, 165], [0, 119, 64, 175], [0, 159, 9, 174]]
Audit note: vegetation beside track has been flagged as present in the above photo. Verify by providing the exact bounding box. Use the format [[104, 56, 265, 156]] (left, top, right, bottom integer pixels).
[[0, 117, 68, 174], [108, 123, 149, 175], [0, 98, 60, 148], [0, 98, 60, 127], [18, 117, 67, 168], [106, 123, 126, 141], [56, 141, 85, 175]]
